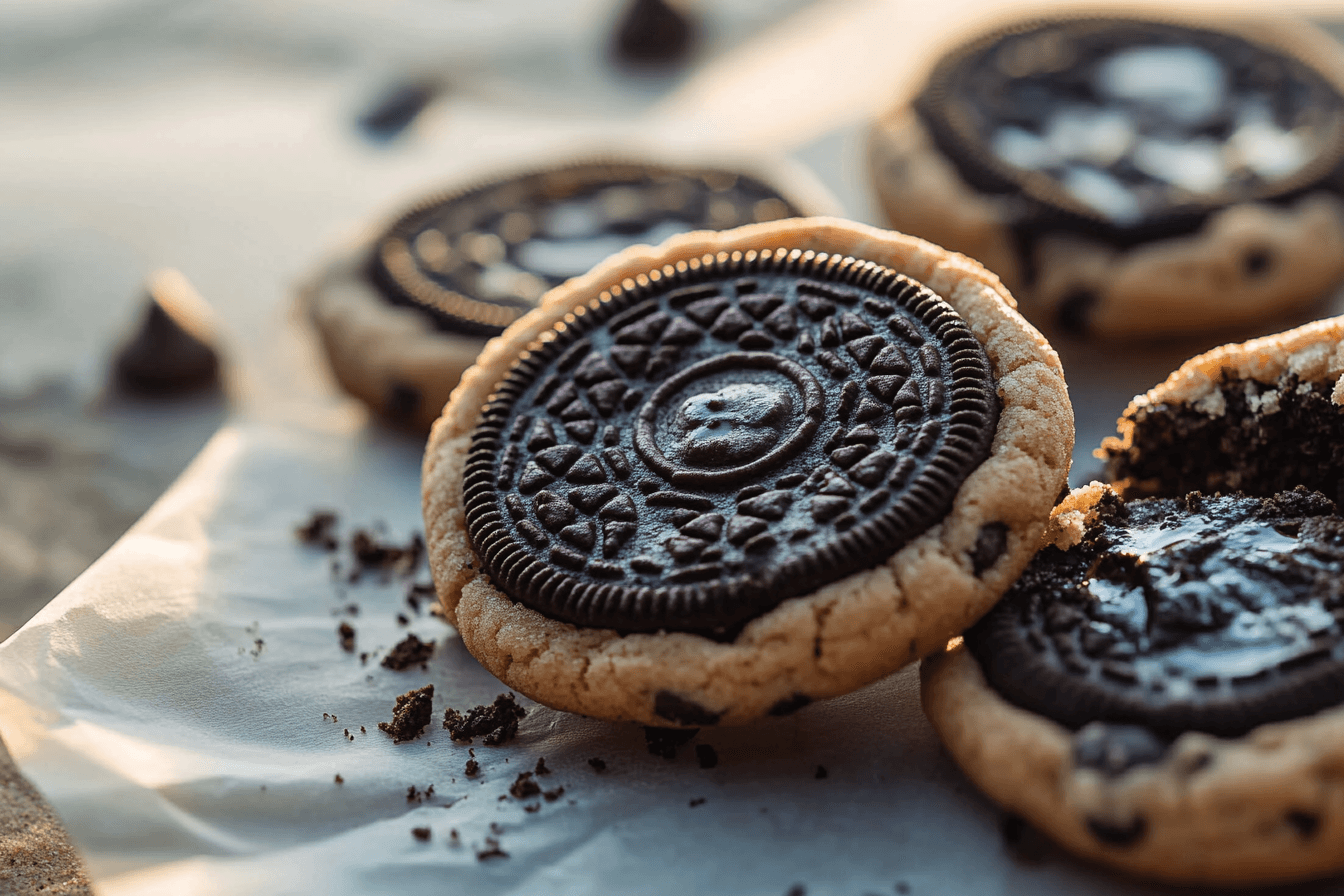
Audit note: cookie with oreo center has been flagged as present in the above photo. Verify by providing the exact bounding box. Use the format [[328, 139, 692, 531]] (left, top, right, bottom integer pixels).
[[924, 484, 1344, 885], [422, 217, 1072, 726], [300, 157, 837, 432], [868, 13, 1344, 337], [1099, 315, 1344, 501]]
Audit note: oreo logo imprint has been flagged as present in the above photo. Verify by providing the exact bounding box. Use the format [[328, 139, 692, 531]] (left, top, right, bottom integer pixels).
[[968, 488, 1344, 738], [368, 162, 803, 337], [464, 249, 1000, 633]]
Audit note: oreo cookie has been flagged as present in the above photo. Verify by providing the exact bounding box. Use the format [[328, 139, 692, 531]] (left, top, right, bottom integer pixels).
[[966, 487, 1344, 739], [303, 159, 828, 431], [463, 249, 999, 633], [869, 14, 1344, 336], [369, 162, 803, 338], [917, 18, 1344, 242]]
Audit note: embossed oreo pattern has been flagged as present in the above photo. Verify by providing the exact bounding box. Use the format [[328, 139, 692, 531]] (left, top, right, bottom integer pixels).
[[369, 163, 801, 337], [968, 489, 1344, 738], [463, 249, 1000, 633]]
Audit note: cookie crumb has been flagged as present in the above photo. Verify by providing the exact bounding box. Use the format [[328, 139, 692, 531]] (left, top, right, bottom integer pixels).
[[542, 787, 565, 802], [587, 758, 607, 773], [476, 837, 508, 861], [534, 757, 551, 776], [509, 772, 541, 800], [785, 886, 806, 896], [412, 826, 431, 842], [695, 744, 718, 769], [347, 529, 424, 582], [814, 765, 827, 779], [643, 726, 697, 760], [334, 774, 344, 784], [378, 684, 435, 743], [442, 693, 526, 745], [296, 510, 339, 550], [337, 621, 356, 652], [465, 759, 480, 777], [381, 633, 436, 671], [895, 883, 911, 894], [688, 797, 706, 807]]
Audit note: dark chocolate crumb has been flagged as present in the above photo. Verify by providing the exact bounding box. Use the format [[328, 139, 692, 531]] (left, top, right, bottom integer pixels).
[[464, 759, 480, 777], [1085, 815, 1147, 848], [611, 0, 695, 68], [1000, 813, 1053, 864], [360, 726, 366, 734], [786, 886, 806, 896], [643, 726, 698, 760], [442, 694, 527, 745], [509, 772, 541, 800], [1287, 810, 1321, 839], [337, 621, 356, 652], [347, 530, 424, 582], [296, 511, 339, 550], [359, 652, 369, 665], [688, 797, 706, 807], [588, 758, 607, 773], [396, 613, 410, 626], [334, 774, 344, 785], [378, 684, 434, 743], [695, 744, 718, 769], [524, 803, 541, 814], [814, 765, 828, 780], [542, 787, 565, 802], [535, 758, 551, 776], [412, 826, 431, 842], [476, 837, 509, 861], [381, 633, 436, 671], [449, 829, 460, 845], [895, 883, 911, 895]]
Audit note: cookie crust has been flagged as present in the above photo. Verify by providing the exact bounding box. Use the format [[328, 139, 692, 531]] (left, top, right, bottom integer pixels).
[[302, 156, 840, 432], [867, 13, 1344, 338], [924, 491, 1344, 887], [423, 218, 1072, 726]]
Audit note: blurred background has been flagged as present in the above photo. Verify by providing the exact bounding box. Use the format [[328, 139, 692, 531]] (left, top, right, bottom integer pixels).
[[2, 0, 1344, 643]]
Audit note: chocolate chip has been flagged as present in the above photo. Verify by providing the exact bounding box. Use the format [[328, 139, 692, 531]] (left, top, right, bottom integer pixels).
[[767, 693, 812, 716], [1072, 723, 1167, 776], [1085, 816, 1146, 848], [969, 522, 1009, 574], [1286, 810, 1320, 839], [653, 691, 722, 727]]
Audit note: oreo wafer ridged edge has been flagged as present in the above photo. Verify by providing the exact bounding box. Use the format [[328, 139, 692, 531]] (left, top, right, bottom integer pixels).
[[422, 217, 1072, 726]]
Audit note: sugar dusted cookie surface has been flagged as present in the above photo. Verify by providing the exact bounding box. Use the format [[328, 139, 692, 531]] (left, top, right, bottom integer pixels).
[[424, 218, 1072, 726], [869, 14, 1344, 337]]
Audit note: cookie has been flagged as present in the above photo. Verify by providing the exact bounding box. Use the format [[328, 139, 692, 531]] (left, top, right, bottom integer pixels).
[[1098, 315, 1344, 501], [423, 217, 1072, 726], [923, 484, 1344, 885], [868, 13, 1344, 337], [302, 158, 837, 432]]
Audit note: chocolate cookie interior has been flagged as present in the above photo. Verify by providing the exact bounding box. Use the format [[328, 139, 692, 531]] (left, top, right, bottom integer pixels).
[[1102, 373, 1344, 503], [966, 488, 1344, 739], [916, 18, 1344, 244], [369, 163, 802, 337], [463, 249, 1000, 634]]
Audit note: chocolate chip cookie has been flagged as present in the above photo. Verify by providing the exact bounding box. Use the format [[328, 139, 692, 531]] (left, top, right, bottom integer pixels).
[[868, 14, 1344, 337], [423, 217, 1073, 725], [924, 483, 1344, 884], [302, 157, 837, 431]]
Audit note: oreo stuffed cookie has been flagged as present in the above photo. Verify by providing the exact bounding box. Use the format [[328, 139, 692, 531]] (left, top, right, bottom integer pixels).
[[303, 158, 836, 431], [422, 218, 1072, 726], [868, 14, 1344, 337], [1100, 315, 1344, 501], [924, 483, 1344, 885]]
